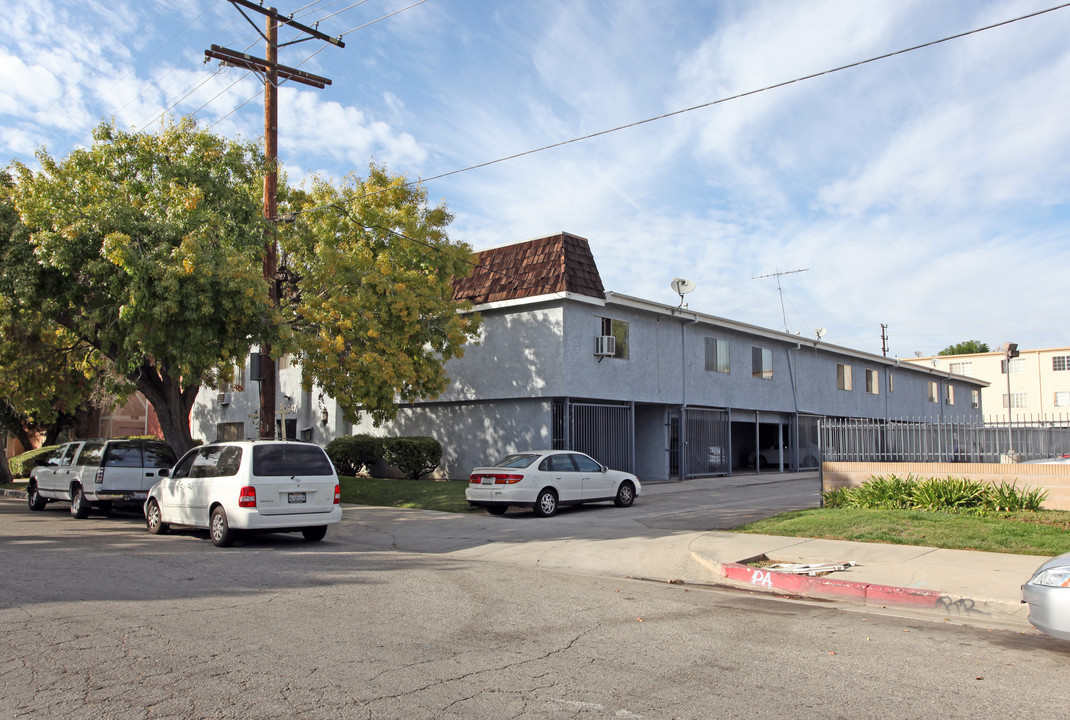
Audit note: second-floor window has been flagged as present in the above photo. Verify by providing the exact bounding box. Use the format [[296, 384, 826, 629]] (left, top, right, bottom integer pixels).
[[752, 347, 773, 380], [1002, 357, 1025, 374], [837, 364, 852, 391], [1003, 393, 1028, 409], [599, 318, 629, 359], [1054, 356, 1070, 372], [945, 385, 955, 405], [705, 337, 730, 373], [865, 369, 879, 394], [948, 361, 972, 376], [928, 381, 939, 403]]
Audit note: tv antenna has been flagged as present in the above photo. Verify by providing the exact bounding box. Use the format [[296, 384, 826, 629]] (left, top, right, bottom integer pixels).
[[752, 267, 808, 333]]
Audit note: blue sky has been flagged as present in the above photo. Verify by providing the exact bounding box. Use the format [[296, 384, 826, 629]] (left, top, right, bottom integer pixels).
[[2, 0, 1069, 358]]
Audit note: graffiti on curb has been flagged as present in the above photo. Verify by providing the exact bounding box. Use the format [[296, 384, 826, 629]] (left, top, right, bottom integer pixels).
[[937, 596, 982, 616], [749, 569, 775, 588]]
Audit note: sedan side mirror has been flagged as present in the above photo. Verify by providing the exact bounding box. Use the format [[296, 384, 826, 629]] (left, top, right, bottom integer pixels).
[[158, 468, 170, 478]]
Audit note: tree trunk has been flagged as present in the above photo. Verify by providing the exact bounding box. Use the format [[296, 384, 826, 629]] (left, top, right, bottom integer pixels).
[[132, 361, 198, 456], [0, 448, 13, 485]]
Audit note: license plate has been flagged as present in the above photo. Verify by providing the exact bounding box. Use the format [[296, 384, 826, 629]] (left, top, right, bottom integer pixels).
[[287, 492, 306, 504], [481, 477, 492, 484]]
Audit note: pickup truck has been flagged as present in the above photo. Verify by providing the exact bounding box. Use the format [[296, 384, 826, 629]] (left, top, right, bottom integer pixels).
[[27, 439, 177, 518]]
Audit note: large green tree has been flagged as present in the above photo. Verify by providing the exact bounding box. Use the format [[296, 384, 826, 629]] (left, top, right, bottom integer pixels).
[[278, 165, 481, 425], [5, 119, 272, 455], [938, 340, 990, 356], [3, 120, 481, 456]]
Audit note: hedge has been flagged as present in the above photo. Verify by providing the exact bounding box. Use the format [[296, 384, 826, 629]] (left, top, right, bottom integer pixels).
[[383, 436, 442, 480]]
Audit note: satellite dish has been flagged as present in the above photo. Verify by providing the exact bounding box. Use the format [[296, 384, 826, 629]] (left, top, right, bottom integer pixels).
[[815, 328, 827, 340], [671, 278, 696, 295]]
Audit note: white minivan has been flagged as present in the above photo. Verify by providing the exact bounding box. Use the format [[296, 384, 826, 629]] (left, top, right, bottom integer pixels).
[[144, 440, 342, 546]]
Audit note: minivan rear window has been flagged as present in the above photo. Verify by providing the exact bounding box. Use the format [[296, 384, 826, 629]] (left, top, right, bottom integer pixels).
[[252, 444, 334, 477]]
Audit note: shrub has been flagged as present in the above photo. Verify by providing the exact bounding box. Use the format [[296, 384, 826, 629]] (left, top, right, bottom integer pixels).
[[383, 436, 442, 480], [983, 480, 1048, 512], [845, 474, 916, 509], [326, 435, 385, 476], [910, 476, 986, 512], [827, 474, 1049, 515], [9, 445, 62, 479]]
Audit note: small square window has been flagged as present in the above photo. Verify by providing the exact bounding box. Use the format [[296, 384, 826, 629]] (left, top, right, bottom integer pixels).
[[705, 337, 730, 373]]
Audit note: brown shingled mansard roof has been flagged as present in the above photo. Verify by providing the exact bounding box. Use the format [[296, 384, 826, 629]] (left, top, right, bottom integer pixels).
[[452, 232, 606, 305]]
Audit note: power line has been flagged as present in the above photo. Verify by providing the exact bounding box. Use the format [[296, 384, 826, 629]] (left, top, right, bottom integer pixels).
[[406, 1, 1070, 189]]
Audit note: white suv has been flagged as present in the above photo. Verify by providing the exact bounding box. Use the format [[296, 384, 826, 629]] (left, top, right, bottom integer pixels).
[[144, 441, 342, 547], [28, 439, 177, 518]]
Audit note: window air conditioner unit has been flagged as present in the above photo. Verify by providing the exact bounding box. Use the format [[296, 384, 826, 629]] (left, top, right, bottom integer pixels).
[[217, 392, 230, 406], [594, 335, 616, 357]]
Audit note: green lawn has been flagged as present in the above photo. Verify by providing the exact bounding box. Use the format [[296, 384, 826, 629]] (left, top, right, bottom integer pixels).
[[735, 507, 1070, 557], [338, 476, 478, 513]]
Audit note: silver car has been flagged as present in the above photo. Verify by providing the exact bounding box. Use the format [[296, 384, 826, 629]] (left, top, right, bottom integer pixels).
[[1022, 552, 1070, 640]]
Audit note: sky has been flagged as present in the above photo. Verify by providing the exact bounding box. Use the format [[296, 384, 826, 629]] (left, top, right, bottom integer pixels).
[[2, 0, 1069, 359]]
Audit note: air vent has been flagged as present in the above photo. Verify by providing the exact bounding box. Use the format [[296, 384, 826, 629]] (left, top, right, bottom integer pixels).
[[594, 335, 616, 357], [217, 392, 230, 406]]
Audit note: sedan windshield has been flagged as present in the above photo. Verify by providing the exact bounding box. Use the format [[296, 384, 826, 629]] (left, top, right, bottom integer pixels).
[[492, 454, 541, 469]]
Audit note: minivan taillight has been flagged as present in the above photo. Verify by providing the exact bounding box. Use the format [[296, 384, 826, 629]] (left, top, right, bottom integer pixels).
[[334, 484, 341, 504], [238, 486, 257, 507]]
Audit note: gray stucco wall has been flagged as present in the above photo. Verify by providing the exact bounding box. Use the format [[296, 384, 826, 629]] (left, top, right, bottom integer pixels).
[[348, 397, 554, 480]]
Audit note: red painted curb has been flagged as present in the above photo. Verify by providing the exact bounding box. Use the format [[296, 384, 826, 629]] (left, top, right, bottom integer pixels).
[[719, 562, 945, 609]]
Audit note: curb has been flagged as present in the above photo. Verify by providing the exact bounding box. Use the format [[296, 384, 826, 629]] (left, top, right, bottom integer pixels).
[[716, 560, 945, 609], [2, 488, 27, 500], [690, 552, 1029, 625]]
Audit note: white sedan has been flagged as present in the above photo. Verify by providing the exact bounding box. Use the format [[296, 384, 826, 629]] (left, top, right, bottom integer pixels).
[[466, 450, 640, 517]]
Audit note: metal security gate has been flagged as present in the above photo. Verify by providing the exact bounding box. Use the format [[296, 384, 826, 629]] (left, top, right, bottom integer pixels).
[[553, 400, 634, 473], [682, 407, 730, 479]]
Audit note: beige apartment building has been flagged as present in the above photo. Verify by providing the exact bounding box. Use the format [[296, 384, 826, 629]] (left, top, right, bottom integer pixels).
[[906, 347, 1070, 421]]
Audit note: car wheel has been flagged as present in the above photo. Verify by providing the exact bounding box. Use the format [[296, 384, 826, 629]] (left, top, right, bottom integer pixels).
[[27, 482, 47, 511], [70, 484, 91, 519], [145, 499, 169, 535], [486, 505, 508, 516], [301, 525, 328, 542], [614, 481, 635, 508], [534, 489, 557, 518], [803, 455, 818, 468], [210, 506, 235, 547]]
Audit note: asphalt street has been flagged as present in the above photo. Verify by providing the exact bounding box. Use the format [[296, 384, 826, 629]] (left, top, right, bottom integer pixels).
[[3, 476, 1069, 719]]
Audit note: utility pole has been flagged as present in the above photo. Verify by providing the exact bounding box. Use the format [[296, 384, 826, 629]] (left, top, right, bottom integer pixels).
[[881, 323, 889, 357], [206, 0, 344, 439]]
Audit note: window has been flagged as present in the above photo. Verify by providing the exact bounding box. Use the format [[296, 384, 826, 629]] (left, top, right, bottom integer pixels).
[[928, 381, 939, 403], [752, 347, 773, 380], [945, 385, 955, 405], [252, 444, 335, 477], [599, 317, 629, 359], [1003, 393, 1028, 409], [1055, 391, 1070, 408], [705, 337, 730, 373], [865, 369, 879, 395], [1002, 357, 1025, 374], [887, 372, 894, 393], [948, 361, 973, 376], [972, 389, 980, 408], [837, 364, 853, 391], [1054, 356, 1070, 372], [216, 422, 245, 442]]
